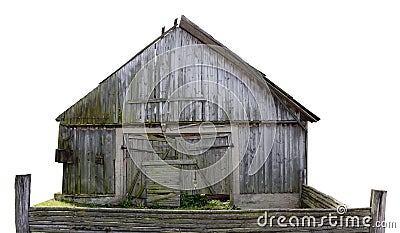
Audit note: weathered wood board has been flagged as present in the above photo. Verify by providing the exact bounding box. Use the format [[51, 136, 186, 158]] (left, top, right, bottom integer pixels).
[[58, 126, 116, 195], [28, 206, 372, 232], [143, 160, 197, 207], [55, 17, 314, 201], [57, 26, 306, 126]]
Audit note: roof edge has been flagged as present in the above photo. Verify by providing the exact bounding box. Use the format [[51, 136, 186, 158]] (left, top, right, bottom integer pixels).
[[56, 22, 178, 122], [57, 15, 320, 123], [179, 15, 320, 122]]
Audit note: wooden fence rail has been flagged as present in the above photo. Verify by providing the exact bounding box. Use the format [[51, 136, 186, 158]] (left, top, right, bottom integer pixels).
[[15, 174, 387, 233], [28, 206, 372, 232], [301, 185, 345, 209]]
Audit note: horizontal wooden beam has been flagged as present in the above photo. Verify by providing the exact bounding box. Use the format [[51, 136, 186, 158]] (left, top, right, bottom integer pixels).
[[122, 125, 232, 134], [234, 193, 300, 209], [28, 205, 372, 232], [128, 97, 207, 104], [301, 185, 345, 209], [143, 159, 197, 166]]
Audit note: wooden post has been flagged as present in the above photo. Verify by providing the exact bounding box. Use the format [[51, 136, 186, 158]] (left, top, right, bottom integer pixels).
[[15, 174, 31, 233], [230, 124, 240, 205], [370, 189, 387, 233], [299, 169, 307, 207], [115, 128, 124, 198]]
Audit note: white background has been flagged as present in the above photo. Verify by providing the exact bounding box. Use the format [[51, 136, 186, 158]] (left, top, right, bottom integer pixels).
[[1, 1, 399, 231]]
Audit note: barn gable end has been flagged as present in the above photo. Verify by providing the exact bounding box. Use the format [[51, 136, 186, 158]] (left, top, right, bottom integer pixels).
[[56, 16, 318, 126], [55, 16, 320, 208]]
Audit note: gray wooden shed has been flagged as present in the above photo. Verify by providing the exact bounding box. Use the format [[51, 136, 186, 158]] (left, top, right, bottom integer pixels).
[[55, 15, 320, 208]]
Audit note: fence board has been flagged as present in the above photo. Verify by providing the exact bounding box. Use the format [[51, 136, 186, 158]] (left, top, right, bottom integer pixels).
[[15, 175, 381, 233], [28, 206, 371, 232], [15, 175, 31, 233], [370, 189, 387, 233], [301, 185, 344, 209]]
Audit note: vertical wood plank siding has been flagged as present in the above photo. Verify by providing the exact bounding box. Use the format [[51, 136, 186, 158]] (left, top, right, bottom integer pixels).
[[59, 126, 116, 194], [238, 123, 305, 194], [57, 27, 299, 125], [56, 27, 308, 196]]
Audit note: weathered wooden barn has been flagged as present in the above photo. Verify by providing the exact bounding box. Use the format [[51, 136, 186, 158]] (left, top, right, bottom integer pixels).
[[55, 16, 320, 208]]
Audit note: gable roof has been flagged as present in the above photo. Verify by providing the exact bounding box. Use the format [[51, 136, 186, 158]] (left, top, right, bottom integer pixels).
[[178, 16, 319, 123], [57, 15, 319, 124]]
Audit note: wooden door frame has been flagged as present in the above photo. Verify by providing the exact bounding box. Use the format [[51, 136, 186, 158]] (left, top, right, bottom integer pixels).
[[115, 124, 236, 199]]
